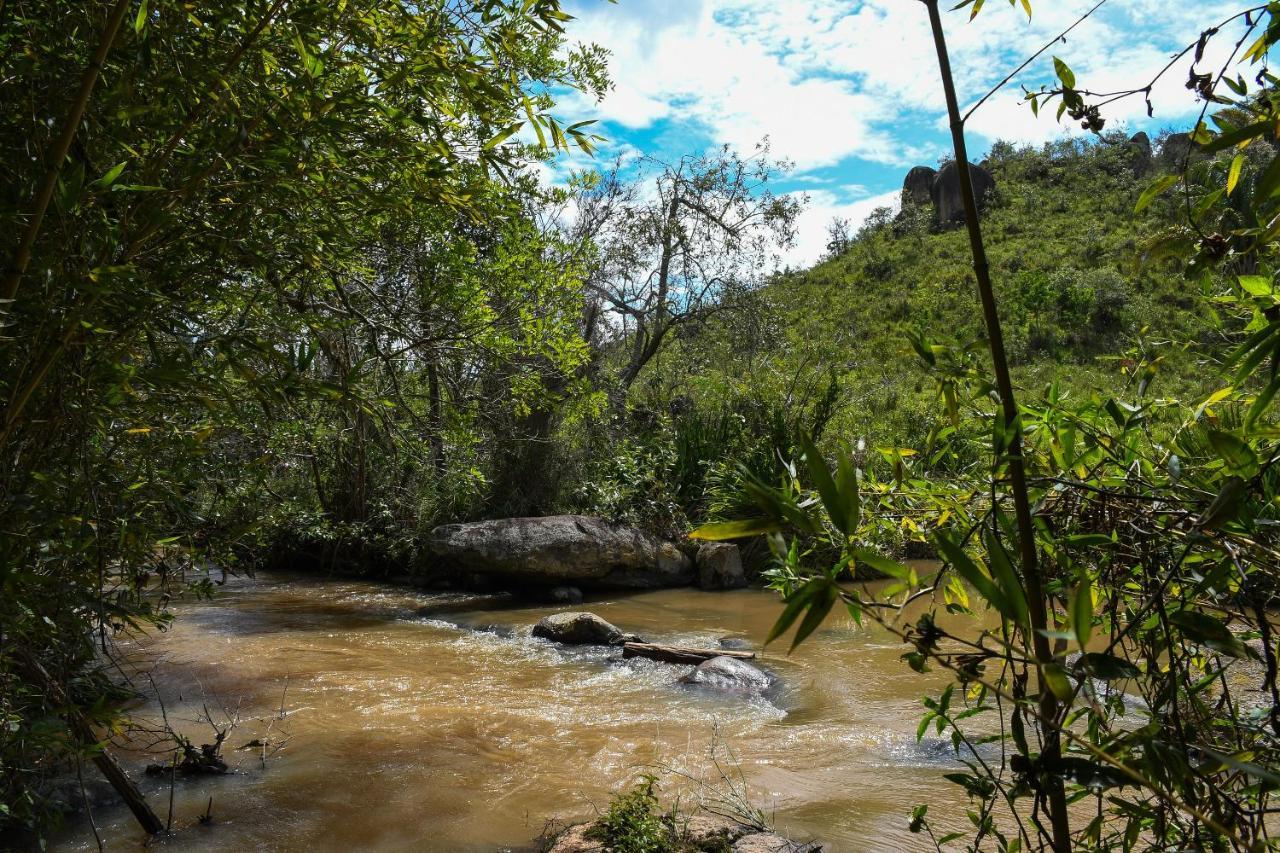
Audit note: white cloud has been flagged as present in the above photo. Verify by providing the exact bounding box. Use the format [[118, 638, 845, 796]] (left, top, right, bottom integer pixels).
[[566, 0, 1251, 167], [557, 0, 1253, 268], [787, 188, 901, 269]]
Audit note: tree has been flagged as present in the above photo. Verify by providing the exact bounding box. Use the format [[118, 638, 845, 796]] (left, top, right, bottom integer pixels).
[[578, 144, 802, 406], [0, 0, 605, 839]]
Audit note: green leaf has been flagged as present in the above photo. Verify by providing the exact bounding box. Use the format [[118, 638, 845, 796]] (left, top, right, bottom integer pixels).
[[936, 533, 1015, 624], [1069, 574, 1093, 648], [1077, 653, 1140, 681], [1041, 662, 1074, 702], [789, 580, 839, 652], [983, 532, 1029, 632], [1255, 153, 1280, 201], [1064, 534, 1113, 548], [134, 0, 148, 34], [766, 577, 837, 650], [834, 443, 861, 535], [799, 432, 850, 535], [854, 549, 912, 581], [1247, 377, 1280, 428], [1170, 610, 1254, 659], [1200, 120, 1268, 153], [1239, 275, 1274, 297], [1207, 429, 1258, 476], [483, 122, 523, 151], [1227, 153, 1245, 196], [1052, 56, 1075, 89], [93, 161, 127, 189], [689, 518, 781, 541], [1134, 175, 1180, 213]]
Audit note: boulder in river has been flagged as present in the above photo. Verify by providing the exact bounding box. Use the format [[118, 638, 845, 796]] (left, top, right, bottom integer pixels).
[[697, 542, 746, 590], [532, 611, 629, 646], [428, 515, 694, 589], [679, 655, 772, 694]]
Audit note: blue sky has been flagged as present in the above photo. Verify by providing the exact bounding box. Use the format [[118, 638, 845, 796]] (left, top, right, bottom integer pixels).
[[550, 0, 1248, 265]]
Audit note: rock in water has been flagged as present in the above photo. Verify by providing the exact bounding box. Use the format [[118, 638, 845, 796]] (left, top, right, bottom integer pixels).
[[549, 585, 583, 604], [532, 611, 626, 646], [930, 160, 996, 226], [697, 542, 746, 590], [733, 833, 823, 852], [428, 515, 694, 589], [901, 165, 937, 207], [679, 655, 772, 693]]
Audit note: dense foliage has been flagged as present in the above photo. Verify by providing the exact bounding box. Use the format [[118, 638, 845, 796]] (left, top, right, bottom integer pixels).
[[10, 0, 1280, 850], [0, 0, 605, 838], [693, 2, 1280, 850]]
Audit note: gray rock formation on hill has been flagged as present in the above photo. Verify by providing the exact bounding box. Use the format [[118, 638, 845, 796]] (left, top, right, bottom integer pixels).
[[901, 165, 937, 207], [930, 160, 996, 225], [1128, 131, 1152, 177]]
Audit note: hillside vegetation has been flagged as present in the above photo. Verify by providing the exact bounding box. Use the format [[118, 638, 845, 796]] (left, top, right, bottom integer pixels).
[[573, 131, 1234, 532]]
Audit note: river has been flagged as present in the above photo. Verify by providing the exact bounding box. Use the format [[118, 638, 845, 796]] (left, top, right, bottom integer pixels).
[[52, 569, 975, 852]]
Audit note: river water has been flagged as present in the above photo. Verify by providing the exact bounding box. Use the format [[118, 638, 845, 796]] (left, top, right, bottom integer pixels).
[[52, 570, 975, 852]]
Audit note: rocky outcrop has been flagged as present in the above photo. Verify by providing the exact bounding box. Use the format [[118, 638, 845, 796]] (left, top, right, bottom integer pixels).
[[1157, 131, 1213, 171], [532, 611, 631, 646], [696, 542, 746, 590], [679, 655, 772, 694], [1128, 131, 1153, 177], [901, 165, 937, 207], [931, 160, 996, 225], [428, 515, 694, 589]]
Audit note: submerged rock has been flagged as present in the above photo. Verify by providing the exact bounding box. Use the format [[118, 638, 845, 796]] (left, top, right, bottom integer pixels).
[[697, 542, 746, 590], [549, 585, 584, 604], [532, 611, 627, 646], [679, 655, 772, 693], [428, 515, 694, 589], [541, 813, 818, 853], [733, 832, 823, 852]]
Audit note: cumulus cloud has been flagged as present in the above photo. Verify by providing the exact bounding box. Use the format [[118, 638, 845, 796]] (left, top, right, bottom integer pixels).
[[559, 0, 1251, 266], [787, 188, 901, 269]]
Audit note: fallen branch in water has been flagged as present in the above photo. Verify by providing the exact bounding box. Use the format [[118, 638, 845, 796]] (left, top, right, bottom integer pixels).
[[621, 643, 755, 665]]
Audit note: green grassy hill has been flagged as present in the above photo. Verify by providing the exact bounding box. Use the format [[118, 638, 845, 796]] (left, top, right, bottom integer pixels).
[[641, 133, 1220, 449], [572, 132, 1232, 529]]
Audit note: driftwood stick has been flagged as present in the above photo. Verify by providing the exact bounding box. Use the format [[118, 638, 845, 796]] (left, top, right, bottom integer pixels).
[[621, 642, 755, 665], [22, 656, 164, 835]]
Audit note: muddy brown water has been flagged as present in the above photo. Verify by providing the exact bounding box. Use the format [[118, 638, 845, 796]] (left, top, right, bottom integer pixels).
[[51, 569, 980, 852]]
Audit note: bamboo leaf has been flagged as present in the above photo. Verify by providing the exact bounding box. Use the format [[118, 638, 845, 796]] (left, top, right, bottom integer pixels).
[[1135, 175, 1180, 213], [689, 518, 781, 541]]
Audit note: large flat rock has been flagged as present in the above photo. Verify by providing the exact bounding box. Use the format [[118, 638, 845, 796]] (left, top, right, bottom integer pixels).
[[427, 515, 694, 588]]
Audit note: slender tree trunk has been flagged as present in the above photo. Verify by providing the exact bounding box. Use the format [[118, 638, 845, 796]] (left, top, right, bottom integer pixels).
[[923, 2, 1071, 850], [21, 655, 164, 836], [426, 357, 445, 475]]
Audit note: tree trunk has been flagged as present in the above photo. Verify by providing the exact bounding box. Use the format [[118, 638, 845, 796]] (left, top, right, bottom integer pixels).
[[924, 3, 1071, 850]]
